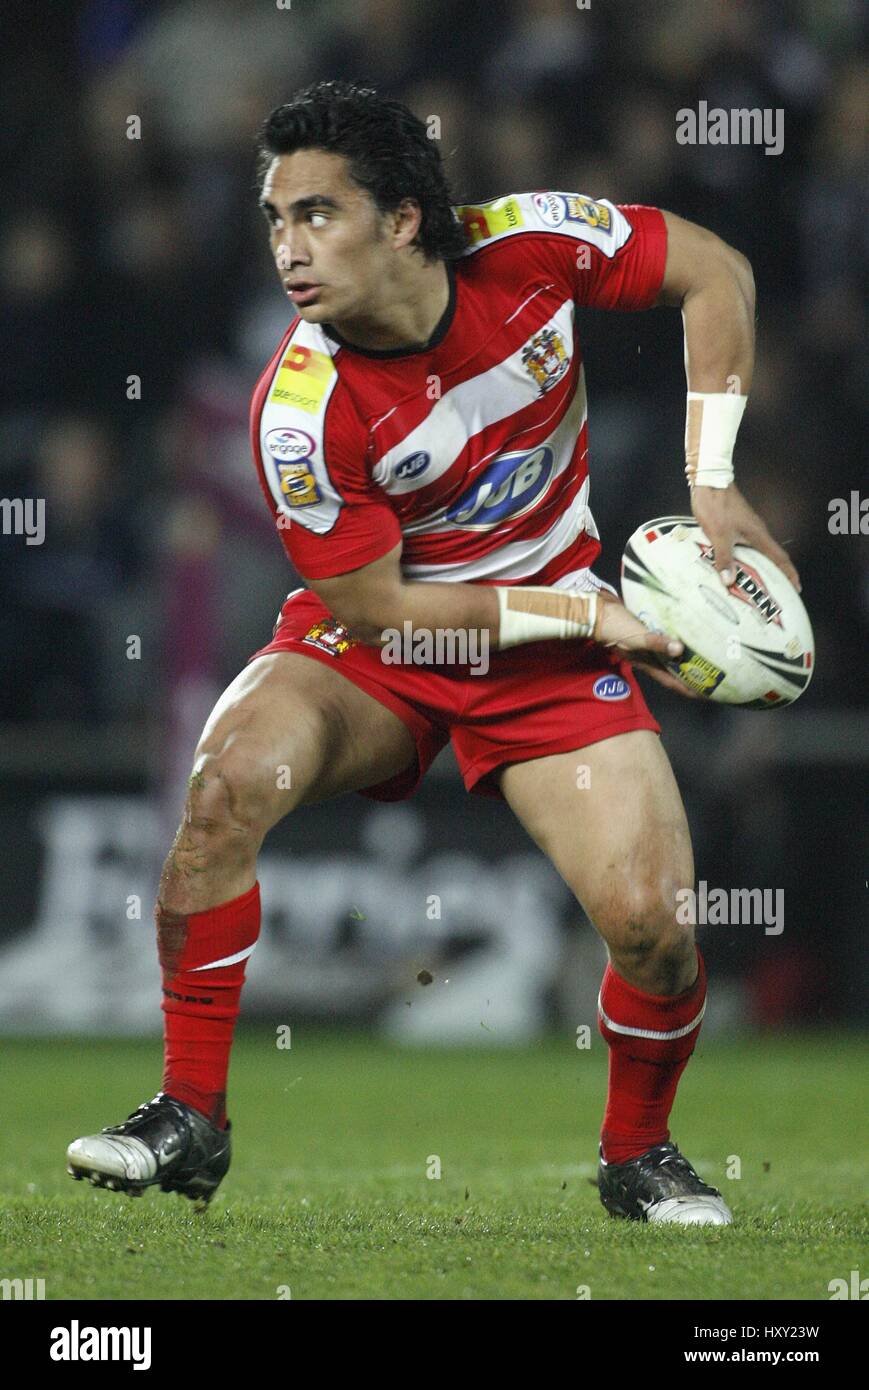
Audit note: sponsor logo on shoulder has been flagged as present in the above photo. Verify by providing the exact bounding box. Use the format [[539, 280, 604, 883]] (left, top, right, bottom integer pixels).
[[269, 344, 335, 413], [263, 430, 320, 507], [394, 450, 431, 480], [455, 197, 525, 244], [265, 428, 315, 461], [593, 675, 631, 701], [533, 192, 567, 227], [276, 464, 321, 507], [564, 196, 612, 231], [532, 193, 612, 232]]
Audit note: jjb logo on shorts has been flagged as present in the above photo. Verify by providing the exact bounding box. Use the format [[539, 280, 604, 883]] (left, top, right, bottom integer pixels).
[[593, 675, 631, 701]]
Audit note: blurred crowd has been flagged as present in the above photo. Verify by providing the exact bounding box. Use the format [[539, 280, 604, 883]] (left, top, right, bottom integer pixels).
[[1, 0, 866, 724]]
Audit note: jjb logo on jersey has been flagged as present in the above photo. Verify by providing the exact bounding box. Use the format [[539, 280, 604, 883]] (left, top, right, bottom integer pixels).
[[394, 451, 431, 481], [447, 446, 555, 529]]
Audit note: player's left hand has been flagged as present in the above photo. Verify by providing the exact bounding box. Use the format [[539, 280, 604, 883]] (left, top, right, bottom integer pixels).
[[690, 483, 801, 593], [594, 592, 702, 699]]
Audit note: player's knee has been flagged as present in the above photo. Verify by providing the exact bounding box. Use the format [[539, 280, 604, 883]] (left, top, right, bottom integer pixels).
[[610, 912, 695, 994], [620, 917, 694, 966], [175, 741, 293, 871], [594, 879, 695, 982], [593, 875, 670, 939]]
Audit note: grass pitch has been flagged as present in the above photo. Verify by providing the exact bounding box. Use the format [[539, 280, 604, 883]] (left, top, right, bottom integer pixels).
[[1, 1031, 866, 1301]]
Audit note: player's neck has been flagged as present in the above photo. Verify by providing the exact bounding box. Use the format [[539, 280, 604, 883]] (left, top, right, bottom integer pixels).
[[329, 258, 452, 354]]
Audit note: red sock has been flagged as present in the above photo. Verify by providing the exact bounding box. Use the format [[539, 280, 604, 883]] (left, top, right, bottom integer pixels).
[[597, 947, 706, 1164], [157, 882, 261, 1130]]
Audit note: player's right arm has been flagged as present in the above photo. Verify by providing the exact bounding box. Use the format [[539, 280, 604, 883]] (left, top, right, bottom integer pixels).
[[302, 540, 687, 679]]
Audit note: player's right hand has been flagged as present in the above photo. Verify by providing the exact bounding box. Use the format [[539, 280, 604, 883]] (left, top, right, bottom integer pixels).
[[593, 593, 701, 700]]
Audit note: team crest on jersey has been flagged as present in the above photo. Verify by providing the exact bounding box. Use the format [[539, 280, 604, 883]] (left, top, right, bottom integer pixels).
[[521, 328, 570, 395], [302, 618, 357, 657]]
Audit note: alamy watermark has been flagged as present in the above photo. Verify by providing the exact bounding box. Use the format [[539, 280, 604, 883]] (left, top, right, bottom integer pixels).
[[1, 1276, 45, 1299], [0, 497, 45, 545], [828, 1269, 868, 1299], [828, 492, 868, 535], [50, 1322, 151, 1369], [380, 622, 490, 675], [676, 881, 784, 935], [676, 102, 784, 156]]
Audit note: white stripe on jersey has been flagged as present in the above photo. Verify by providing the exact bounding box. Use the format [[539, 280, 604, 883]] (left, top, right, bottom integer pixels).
[[400, 361, 587, 539], [402, 476, 591, 582], [372, 295, 578, 498], [552, 566, 616, 596]]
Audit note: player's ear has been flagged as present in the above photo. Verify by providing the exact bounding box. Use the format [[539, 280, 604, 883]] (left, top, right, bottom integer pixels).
[[391, 198, 423, 250]]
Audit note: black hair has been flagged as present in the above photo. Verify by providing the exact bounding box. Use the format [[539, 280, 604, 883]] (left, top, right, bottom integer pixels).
[[256, 80, 470, 263]]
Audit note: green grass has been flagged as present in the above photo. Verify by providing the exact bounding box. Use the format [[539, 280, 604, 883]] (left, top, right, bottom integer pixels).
[[1, 1032, 866, 1300]]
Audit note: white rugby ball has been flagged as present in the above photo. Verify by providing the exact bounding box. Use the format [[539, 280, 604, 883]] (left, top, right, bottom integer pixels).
[[620, 516, 814, 707]]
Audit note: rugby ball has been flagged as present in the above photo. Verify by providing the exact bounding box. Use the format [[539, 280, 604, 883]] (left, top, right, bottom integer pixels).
[[620, 516, 814, 707]]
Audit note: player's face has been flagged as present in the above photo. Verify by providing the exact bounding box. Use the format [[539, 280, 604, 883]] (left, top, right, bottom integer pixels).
[[259, 150, 394, 323]]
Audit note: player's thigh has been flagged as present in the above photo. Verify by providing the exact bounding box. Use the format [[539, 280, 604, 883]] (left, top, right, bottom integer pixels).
[[194, 650, 417, 821], [498, 730, 694, 935]]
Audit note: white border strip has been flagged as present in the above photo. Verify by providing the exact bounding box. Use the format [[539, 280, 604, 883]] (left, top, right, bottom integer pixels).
[[191, 944, 258, 973], [598, 995, 706, 1041]]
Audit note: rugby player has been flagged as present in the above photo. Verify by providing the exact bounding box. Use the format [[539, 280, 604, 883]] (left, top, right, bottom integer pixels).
[[68, 81, 799, 1225]]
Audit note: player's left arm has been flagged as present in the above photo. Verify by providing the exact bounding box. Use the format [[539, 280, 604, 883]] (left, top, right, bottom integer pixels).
[[654, 208, 800, 592]]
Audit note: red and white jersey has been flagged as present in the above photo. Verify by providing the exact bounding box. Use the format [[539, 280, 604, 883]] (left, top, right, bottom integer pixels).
[[249, 191, 667, 588]]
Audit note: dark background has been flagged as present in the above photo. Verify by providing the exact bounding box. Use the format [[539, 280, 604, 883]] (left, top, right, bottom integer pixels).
[[0, 0, 865, 1033]]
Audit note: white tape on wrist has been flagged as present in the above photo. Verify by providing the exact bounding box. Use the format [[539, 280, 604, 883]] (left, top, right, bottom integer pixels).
[[685, 392, 746, 489], [496, 586, 598, 649]]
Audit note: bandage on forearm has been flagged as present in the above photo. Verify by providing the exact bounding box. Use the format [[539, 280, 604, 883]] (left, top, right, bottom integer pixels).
[[496, 586, 598, 649], [684, 392, 746, 489]]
